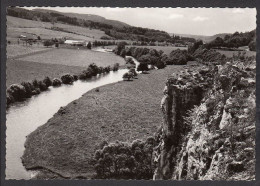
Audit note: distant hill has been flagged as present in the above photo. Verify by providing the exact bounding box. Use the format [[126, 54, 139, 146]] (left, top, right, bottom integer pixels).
[[7, 7, 171, 42], [172, 33, 231, 43], [33, 8, 130, 28]]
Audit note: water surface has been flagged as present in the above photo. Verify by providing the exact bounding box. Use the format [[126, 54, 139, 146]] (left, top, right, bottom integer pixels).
[[6, 69, 128, 179]]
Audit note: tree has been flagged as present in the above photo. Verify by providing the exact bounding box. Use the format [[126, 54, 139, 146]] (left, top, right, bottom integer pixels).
[[248, 40, 256, 51], [137, 63, 149, 73], [87, 41, 92, 49], [43, 40, 54, 47], [123, 72, 133, 81]]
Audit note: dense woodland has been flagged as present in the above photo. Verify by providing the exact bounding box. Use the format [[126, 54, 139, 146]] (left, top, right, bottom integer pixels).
[[205, 30, 256, 51]]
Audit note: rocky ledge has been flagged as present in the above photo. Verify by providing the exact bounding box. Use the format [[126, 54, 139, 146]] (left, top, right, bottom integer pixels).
[[154, 61, 256, 180]]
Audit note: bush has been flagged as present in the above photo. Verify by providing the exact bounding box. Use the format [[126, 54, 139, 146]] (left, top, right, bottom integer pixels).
[[88, 63, 99, 76], [103, 66, 111, 73], [87, 42, 92, 49], [112, 63, 120, 71], [155, 60, 166, 69], [123, 72, 133, 81], [43, 40, 54, 47], [73, 75, 78, 81], [21, 82, 34, 98], [61, 74, 74, 84], [129, 68, 137, 77], [137, 63, 149, 73], [31, 88, 41, 95], [52, 78, 62, 87], [43, 76, 52, 87], [7, 84, 26, 101], [38, 81, 48, 91], [120, 49, 126, 58], [32, 79, 39, 88], [6, 94, 15, 106], [93, 137, 156, 179]]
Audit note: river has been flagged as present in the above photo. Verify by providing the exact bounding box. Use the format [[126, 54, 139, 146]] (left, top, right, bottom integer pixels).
[[5, 69, 128, 179]]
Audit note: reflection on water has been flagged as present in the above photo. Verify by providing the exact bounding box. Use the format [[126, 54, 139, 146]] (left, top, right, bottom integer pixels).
[[5, 69, 128, 180]]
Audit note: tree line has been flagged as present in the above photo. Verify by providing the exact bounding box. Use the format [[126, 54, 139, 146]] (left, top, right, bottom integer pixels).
[[205, 30, 256, 51]]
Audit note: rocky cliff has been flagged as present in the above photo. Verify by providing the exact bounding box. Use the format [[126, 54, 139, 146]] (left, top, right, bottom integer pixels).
[[154, 60, 256, 180]]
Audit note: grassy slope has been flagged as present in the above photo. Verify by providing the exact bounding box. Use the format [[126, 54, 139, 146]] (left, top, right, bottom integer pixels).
[[6, 59, 84, 87], [17, 48, 125, 67], [6, 44, 51, 58], [7, 16, 108, 42], [216, 49, 256, 58], [22, 64, 188, 178]]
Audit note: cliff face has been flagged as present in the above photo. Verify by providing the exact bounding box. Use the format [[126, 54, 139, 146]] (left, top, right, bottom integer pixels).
[[154, 61, 256, 180]]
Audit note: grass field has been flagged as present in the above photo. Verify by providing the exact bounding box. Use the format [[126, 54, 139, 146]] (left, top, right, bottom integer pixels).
[[6, 44, 51, 58], [6, 59, 84, 87], [7, 16, 108, 42], [128, 45, 188, 55], [17, 48, 125, 67], [216, 49, 256, 58], [22, 64, 196, 178]]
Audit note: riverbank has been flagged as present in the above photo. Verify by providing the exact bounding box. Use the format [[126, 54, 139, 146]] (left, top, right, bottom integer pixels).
[[22, 64, 198, 179]]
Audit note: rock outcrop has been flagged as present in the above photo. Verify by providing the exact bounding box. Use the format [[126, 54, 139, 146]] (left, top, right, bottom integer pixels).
[[154, 61, 255, 180]]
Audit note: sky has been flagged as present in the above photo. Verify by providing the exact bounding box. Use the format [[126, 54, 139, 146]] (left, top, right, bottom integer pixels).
[[24, 7, 256, 36]]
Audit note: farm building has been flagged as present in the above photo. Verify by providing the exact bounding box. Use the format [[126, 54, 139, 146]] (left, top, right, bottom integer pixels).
[[64, 40, 87, 46]]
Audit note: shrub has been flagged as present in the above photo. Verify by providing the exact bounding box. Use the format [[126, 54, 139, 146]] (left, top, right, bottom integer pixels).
[[112, 63, 120, 71], [6, 93, 15, 106], [93, 137, 156, 179], [61, 74, 74, 84], [125, 57, 135, 65], [21, 82, 34, 98], [52, 78, 62, 87], [79, 73, 86, 80], [38, 81, 48, 91], [32, 79, 39, 88], [137, 63, 149, 73], [120, 49, 126, 58], [87, 42, 92, 49], [43, 76, 52, 87], [43, 40, 54, 47], [73, 75, 78, 81], [155, 60, 166, 69], [123, 72, 133, 81], [129, 68, 137, 77], [88, 63, 99, 76], [7, 84, 26, 102], [31, 88, 41, 95], [104, 66, 111, 73]]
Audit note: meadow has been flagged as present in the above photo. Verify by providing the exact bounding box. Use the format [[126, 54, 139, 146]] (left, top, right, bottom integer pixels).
[[7, 16, 108, 42], [6, 59, 84, 87], [7, 44, 51, 58], [22, 64, 193, 178], [216, 49, 256, 57], [17, 48, 125, 67]]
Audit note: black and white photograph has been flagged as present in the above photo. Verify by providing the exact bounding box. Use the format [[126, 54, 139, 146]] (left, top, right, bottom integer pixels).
[[4, 7, 256, 181]]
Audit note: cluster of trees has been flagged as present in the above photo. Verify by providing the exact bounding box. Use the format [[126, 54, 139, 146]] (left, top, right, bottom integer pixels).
[[7, 7, 54, 22], [115, 42, 190, 70], [93, 137, 157, 179], [7, 62, 120, 106], [78, 63, 119, 80], [172, 35, 196, 44], [92, 40, 116, 47], [7, 77, 55, 106], [205, 30, 256, 51]]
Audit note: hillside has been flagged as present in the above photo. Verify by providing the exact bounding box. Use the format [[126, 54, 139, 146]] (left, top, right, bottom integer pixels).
[[7, 7, 171, 42], [33, 8, 130, 28], [173, 33, 231, 43], [6, 15, 110, 43]]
